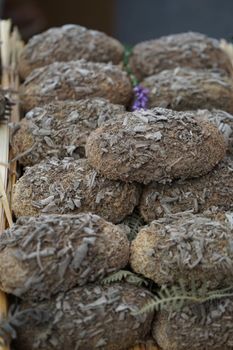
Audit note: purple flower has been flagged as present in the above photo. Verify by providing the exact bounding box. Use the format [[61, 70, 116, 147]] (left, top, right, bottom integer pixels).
[[131, 85, 149, 111]]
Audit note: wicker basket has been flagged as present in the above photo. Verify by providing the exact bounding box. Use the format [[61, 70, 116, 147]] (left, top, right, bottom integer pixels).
[[0, 19, 23, 350], [0, 19, 161, 350]]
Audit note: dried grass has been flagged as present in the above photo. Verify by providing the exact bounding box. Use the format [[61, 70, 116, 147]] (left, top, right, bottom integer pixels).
[[0, 19, 23, 350]]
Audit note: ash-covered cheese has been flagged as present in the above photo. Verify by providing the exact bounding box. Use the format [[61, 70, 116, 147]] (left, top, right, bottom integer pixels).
[[129, 32, 233, 80], [12, 158, 140, 223], [0, 213, 129, 300], [19, 24, 124, 78], [20, 60, 132, 111], [86, 108, 226, 184]]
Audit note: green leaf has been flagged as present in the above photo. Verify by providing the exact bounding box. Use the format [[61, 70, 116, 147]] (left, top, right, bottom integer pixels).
[[134, 279, 233, 315], [102, 270, 147, 287]]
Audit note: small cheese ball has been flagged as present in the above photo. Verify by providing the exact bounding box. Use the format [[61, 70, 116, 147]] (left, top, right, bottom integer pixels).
[[153, 297, 233, 350], [142, 68, 233, 113], [19, 24, 124, 79], [15, 283, 154, 350], [130, 212, 233, 289], [142, 67, 233, 113], [140, 157, 233, 223], [12, 158, 140, 223], [86, 108, 226, 184], [19, 60, 132, 111], [129, 32, 233, 80], [11, 98, 125, 166], [0, 213, 129, 300]]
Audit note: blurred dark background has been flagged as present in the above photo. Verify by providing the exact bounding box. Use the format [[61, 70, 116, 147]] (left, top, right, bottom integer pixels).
[[2, 0, 233, 43]]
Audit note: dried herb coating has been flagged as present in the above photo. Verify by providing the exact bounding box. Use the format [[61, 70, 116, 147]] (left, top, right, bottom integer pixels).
[[0, 214, 129, 300], [129, 32, 233, 80], [140, 157, 233, 222], [15, 283, 154, 350], [153, 297, 233, 350], [130, 212, 233, 288], [12, 158, 139, 223], [142, 67, 233, 113], [195, 109, 233, 153], [86, 108, 226, 184], [11, 98, 125, 166], [19, 24, 124, 79], [19, 60, 132, 111]]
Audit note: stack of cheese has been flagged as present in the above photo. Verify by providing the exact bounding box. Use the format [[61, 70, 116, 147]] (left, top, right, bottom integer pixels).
[[3, 28, 233, 350], [4, 25, 154, 350]]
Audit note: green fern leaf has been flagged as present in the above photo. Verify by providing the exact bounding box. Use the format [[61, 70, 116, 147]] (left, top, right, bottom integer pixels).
[[134, 279, 233, 316], [102, 270, 132, 285], [102, 270, 148, 287]]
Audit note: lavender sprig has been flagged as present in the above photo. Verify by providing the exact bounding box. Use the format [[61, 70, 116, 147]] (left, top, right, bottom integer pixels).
[[123, 46, 149, 111], [132, 85, 149, 111]]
